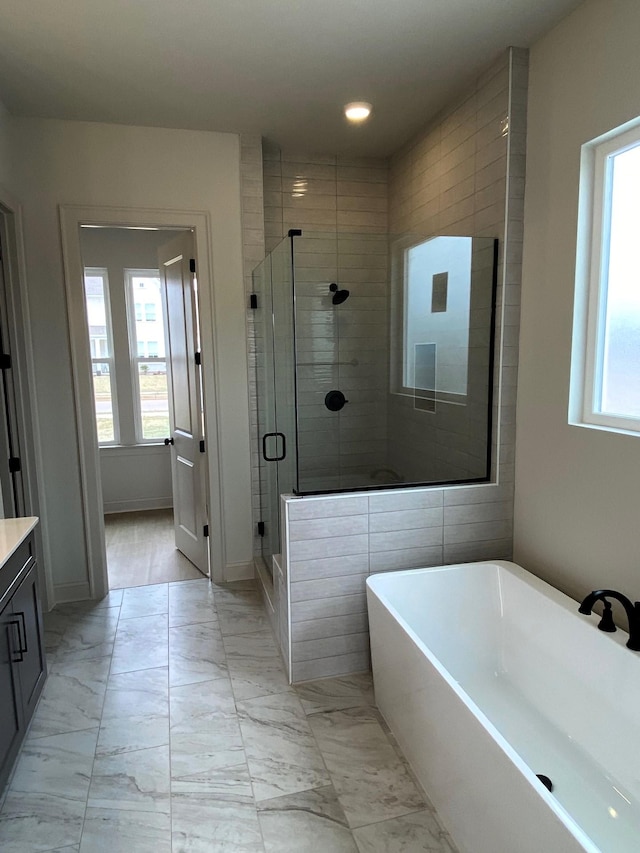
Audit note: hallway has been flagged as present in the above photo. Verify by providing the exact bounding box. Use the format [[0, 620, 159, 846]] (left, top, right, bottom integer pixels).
[[0, 578, 456, 852]]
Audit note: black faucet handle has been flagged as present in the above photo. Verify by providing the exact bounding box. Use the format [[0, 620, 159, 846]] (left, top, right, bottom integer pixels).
[[597, 600, 617, 633]]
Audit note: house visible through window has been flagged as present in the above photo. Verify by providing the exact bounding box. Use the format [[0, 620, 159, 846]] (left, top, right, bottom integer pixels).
[[83, 267, 170, 445], [571, 119, 640, 435]]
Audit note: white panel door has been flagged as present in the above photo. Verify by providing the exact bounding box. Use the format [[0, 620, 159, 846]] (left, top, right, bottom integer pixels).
[[158, 232, 208, 575]]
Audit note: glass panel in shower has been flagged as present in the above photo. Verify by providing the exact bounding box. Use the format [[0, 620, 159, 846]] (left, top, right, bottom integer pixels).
[[291, 231, 497, 494], [253, 230, 497, 503], [253, 253, 277, 573], [253, 236, 298, 572]]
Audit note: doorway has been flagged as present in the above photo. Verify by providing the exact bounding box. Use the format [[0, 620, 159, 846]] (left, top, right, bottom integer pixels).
[[60, 206, 225, 600], [78, 225, 210, 589]]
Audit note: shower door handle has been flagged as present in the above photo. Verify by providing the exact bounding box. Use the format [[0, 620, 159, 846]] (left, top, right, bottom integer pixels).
[[262, 432, 286, 462]]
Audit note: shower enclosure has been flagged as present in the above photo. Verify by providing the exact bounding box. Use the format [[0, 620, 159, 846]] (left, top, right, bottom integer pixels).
[[253, 230, 497, 567]]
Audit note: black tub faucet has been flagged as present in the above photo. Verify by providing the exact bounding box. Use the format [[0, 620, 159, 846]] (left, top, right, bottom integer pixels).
[[578, 589, 640, 651]]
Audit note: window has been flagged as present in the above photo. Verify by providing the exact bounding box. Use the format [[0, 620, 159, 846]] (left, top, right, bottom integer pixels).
[[126, 271, 170, 442], [83, 267, 170, 446], [571, 120, 640, 435], [392, 235, 473, 409], [83, 268, 118, 444]]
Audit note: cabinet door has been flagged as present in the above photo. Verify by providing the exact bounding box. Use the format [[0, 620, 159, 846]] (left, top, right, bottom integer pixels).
[[12, 564, 46, 721], [0, 596, 22, 790]]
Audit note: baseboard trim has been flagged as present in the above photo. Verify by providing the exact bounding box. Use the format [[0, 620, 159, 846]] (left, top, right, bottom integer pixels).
[[103, 498, 173, 514], [224, 561, 255, 582], [53, 581, 91, 605]]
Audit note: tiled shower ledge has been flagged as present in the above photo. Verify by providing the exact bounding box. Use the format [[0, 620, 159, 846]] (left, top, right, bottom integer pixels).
[[0, 578, 457, 852]]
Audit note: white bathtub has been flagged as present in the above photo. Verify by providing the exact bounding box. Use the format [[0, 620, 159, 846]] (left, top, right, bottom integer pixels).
[[366, 561, 640, 853]]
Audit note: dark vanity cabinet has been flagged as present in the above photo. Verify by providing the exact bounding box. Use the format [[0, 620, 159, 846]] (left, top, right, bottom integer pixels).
[[0, 529, 46, 792]]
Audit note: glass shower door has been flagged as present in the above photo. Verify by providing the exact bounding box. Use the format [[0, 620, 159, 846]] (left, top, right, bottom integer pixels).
[[254, 253, 278, 573], [254, 236, 297, 573]]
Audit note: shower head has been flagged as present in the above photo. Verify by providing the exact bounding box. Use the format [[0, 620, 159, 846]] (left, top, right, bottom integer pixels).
[[329, 282, 350, 305]]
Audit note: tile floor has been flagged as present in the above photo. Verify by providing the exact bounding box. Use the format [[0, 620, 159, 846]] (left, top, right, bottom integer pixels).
[[0, 577, 457, 852], [105, 510, 205, 588]]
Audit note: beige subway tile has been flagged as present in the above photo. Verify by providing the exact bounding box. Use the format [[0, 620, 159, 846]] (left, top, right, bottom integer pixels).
[[336, 165, 388, 184]]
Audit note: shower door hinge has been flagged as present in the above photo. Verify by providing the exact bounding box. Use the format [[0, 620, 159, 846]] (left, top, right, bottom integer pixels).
[[203, 524, 209, 538], [0, 353, 11, 370], [199, 439, 205, 453], [195, 350, 201, 366], [8, 457, 21, 473], [189, 258, 196, 274], [250, 294, 258, 309], [257, 521, 265, 537]]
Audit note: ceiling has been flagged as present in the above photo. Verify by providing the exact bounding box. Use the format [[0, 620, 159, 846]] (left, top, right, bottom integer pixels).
[[0, 0, 582, 157]]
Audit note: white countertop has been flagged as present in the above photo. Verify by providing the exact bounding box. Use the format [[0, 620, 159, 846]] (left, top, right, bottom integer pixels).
[[0, 516, 38, 569]]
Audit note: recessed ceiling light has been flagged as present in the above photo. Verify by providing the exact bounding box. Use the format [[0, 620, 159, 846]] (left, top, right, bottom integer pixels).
[[344, 101, 372, 123]]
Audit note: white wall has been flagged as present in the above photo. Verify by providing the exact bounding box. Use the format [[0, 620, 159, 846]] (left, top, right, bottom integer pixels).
[[515, 0, 640, 601], [8, 119, 252, 598], [0, 100, 11, 186]]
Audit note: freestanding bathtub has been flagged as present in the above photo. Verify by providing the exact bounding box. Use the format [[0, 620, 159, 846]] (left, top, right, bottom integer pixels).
[[366, 561, 640, 853]]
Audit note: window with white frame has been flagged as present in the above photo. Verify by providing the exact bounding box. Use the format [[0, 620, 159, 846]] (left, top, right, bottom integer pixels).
[[84, 268, 118, 444], [571, 120, 640, 435], [83, 267, 170, 445], [125, 270, 170, 442]]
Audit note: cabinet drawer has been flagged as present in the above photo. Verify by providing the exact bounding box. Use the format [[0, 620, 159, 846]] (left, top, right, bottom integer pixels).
[[0, 538, 34, 606]]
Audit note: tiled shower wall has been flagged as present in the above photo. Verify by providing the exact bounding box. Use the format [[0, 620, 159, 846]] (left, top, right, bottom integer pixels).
[[280, 48, 528, 682], [262, 151, 391, 493]]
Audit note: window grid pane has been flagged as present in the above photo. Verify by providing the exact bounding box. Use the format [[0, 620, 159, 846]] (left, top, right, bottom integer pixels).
[[91, 359, 116, 443], [137, 360, 169, 440], [84, 269, 118, 444], [126, 271, 168, 442]]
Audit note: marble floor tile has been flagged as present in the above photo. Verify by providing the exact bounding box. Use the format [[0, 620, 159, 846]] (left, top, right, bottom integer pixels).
[[97, 667, 169, 756], [43, 609, 72, 657], [217, 599, 270, 636], [120, 583, 169, 620], [110, 613, 168, 674], [28, 656, 111, 739], [0, 728, 98, 852], [223, 629, 292, 701], [353, 810, 457, 852], [295, 672, 375, 715], [211, 580, 259, 599], [171, 792, 264, 853], [88, 745, 170, 813], [258, 785, 358, 853], [308, 707, 425, 829], [3, 571, 459, 853], [170, 678, 245, 783], [171, 761, 253, 796], [168, 578, 217, 627], [57, 589, 123, 613], [169, 621, 228, 686], [55, 608, 120, 662], [80, 807, 171, 853], [237, 691, 330, 801]]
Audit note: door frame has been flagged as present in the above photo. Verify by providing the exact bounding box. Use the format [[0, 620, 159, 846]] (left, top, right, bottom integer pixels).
[[0, 186, 53, 609], [59, 204, 225, 597]]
